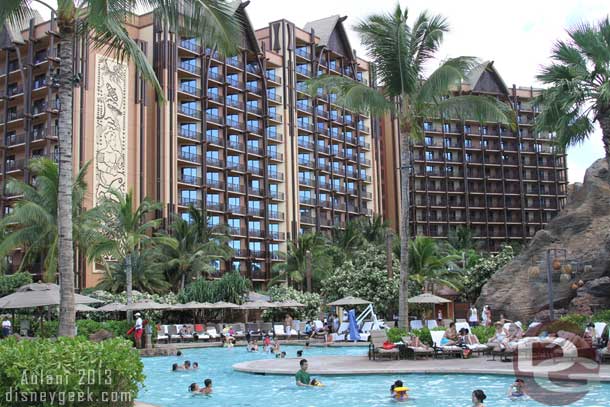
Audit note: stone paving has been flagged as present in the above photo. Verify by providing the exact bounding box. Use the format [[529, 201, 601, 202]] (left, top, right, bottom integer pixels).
[[233, 355, 610, 382]]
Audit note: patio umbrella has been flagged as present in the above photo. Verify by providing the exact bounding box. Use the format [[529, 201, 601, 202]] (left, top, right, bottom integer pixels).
[[209, 301, 240, 309], [273, 299, 305, 308], [407, 293, 451, 304], [75, 304, 99, 313], [97, 302, 127, 312], [240, 300, 276, 309], [0, 283, 102, 309], [246, 291, 271, 302], [327, 296, 371, 306], [171, 301, 213, 310], [125, 299, 172, 311]]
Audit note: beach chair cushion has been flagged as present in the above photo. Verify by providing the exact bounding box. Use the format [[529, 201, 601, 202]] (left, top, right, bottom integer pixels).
[[273, 325, 286, 336], [595, 322, 607, 338], [426, 320, 438, 329], [361, 321, 373, 333], [410, 320, 423, 330], [455, 322, 471, 333]]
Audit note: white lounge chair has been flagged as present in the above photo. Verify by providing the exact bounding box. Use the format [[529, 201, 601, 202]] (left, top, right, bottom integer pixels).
[[156, 325, 169, 343], [331, 322, 349, 342], [273, 325, 287, 339], [359, 321, 373, 341], [410, 320, 423, 330], [206, 327, 220, 339], [426, 320, 438, 329], [455, 321, 470, 333], [594, 322, 607, 339], [430, 330, 463, 358]]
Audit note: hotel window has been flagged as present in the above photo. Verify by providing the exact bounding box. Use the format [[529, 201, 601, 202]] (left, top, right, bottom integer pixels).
[[425, 136, 433, 145], [249, 241, 261, 252], [228, 218, 240, 231], [426, 165, 434, 173], [212, 260, 221, 272], [232, 261, 241, 272], [446, 166, 454, 175], [228, 197, 240, 211], [425, 151, 434, 160], [481, 126, 489, 135], [269, 243, 279, 256], [466, 153, 472, 162], [208, 216, 220, 226], [229, 240, 240, 251], [206, 193, 219, 205], [181, 190, 198, 204], [248, 220, 261, 232], [534, 143, 542, 152], [482, 140, 488, 148], [356, 71, 363, 82], [443, 123, 451, 132], [181, 212, 192, 223], [519, 143, 524, 151], [423, 121, 433, 131], [464, 125, 471, 134], [227, 176, 240, 189], [209, 66, 220, 79], [250, 262, 262, 273], [444, 137, 451, 147], [445, 152, 453, 161], [329, 60, 337, 70]]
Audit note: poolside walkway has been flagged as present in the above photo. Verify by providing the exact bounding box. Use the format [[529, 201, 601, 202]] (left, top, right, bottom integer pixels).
[[233, 355, 610, 382]]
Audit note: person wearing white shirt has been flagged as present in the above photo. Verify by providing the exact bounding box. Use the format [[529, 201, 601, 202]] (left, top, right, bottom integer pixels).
[[468, 304, 479, 327], [2, 317, 11, 337], [134, 312, 144, 348]]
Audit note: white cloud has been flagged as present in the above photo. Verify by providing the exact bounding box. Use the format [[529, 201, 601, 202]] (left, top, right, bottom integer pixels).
[[31, 0, 608, 182]]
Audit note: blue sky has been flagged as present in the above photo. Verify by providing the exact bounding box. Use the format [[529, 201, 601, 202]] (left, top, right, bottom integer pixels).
[[32, 0, 609, 183]]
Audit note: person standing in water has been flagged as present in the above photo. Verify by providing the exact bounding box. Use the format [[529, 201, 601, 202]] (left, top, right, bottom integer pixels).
[[471, 389, 487, 407]]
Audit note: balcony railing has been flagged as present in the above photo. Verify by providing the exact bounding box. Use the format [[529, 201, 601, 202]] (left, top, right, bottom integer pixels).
[[179, 62, 199, 74], [295, 47, 311, 59], [179, 197, 202, 207], [179, 40, 200, 52], [296, 65, 312, 77], [178, 151, 201, 162], [178, 105, 201, 118], [179, 128, 200, 140], [179, 174, 201, 185]]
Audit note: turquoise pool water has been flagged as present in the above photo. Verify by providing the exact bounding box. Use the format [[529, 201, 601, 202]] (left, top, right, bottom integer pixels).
[[138, 346, 609, 407]]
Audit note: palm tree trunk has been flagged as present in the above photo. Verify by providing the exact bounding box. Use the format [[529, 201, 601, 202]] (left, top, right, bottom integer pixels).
[[126, 252, 133, 323], [57, 27, 76, 338], [398, 130, 411, 330]]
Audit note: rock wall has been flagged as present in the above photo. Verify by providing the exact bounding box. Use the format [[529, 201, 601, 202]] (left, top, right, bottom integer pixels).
[[477, 159, 610, 321]]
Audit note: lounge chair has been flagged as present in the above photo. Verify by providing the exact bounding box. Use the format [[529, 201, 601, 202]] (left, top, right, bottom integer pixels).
[[291, 320, 301, 338], [410, 320, 423, 330], [232, 323, 246, 340], [426, 320, 438, 329], [595, 322, 607, 340], [331, 322, 349, 342], [359, 321, 374, 341], [167, 325, 179, 343], [273, 325, 288, 339], [464, 334, 489, 355], [401, 336, 434, 360], [193, 324, 210, 341], [206, 327, 221, 340], [368, 330, 399, 360], [180, 324, 194, 341], [156, 325, 169, 343], [430, 330, 463, 359], [455, 321, 470, 333]]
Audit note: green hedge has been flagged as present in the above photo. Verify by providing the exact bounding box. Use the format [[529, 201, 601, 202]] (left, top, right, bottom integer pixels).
[[0, 337, 144, 407], [0, 273, 32, 297], [33, 320, 144, 341], [387, 325, 494, 346]]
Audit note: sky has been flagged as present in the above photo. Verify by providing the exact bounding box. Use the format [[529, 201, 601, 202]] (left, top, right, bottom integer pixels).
[[32, 0, 609, 183]]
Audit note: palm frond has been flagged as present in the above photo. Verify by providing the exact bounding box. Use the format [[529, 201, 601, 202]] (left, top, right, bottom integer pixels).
[[416, 57, 479, 103], [0, 0, 35, 28], [432, 94, 514, 126], [408, 11, 449, 70]]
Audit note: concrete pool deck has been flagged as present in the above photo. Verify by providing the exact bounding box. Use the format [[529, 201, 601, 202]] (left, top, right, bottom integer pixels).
[[233, 355, 610, 382]]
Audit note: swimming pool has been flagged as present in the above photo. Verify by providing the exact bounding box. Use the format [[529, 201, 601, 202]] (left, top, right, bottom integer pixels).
[[138, 346, 609, 407]]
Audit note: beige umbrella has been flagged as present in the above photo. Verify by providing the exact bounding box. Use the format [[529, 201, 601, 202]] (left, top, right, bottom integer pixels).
[[75, 304, 99, 312], [273, 299, 305, 308], [407, 293, 451, 304], [0, 283, 102, 309], [125, 299, 173, 310], [327, 296, 371, 306], [209, 301, 240, 309], [171, 301, 214, 310], [97, 302, 127, 312], [240, 300, 276, 309]]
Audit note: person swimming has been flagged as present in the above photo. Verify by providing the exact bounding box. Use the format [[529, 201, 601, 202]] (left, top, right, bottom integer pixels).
[[296, 350, 303, 357], [310, 379, 324, 387], [202, 378, 213, 394], [472, 389, 487, 407], [507, 379, 526, 398], [192, 362, 199, 370], [188, 383, 203, 394], [390, 380, 403, 396]]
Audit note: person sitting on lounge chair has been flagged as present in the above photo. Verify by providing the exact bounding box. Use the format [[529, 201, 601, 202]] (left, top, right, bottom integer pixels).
[[403, 334, 432, 351], [440, 322, 458, 346], [488, 322, 508, 351], [503, 322, 524, 351]]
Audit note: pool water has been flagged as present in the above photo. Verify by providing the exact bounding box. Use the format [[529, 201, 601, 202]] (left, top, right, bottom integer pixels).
[[138, 346, 609, 407]]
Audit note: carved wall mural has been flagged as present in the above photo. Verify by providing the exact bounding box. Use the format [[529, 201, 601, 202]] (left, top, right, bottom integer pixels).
[[94, 54, 129, 205]]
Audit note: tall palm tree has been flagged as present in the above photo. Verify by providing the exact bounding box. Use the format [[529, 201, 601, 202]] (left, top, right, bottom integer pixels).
[[158, 206, 233, 292], [535, 18, 610, 164], [409, 236, 461, 292], [1, 0, 240, 337], [358, 215, 390, 246], [309, 6, 512, 328], [96, 248, 170, 294], [0, 159, 89, 282], [271, 232, 331, 291], [84, 189, 165, 321]]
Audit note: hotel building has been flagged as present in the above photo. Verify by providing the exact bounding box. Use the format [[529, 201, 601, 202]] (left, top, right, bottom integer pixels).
[[0, 5, 379, 288], [379, 62, 568, 251]]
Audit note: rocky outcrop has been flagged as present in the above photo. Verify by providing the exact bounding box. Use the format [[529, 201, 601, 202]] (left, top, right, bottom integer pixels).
[[477, 159, 610, 321]]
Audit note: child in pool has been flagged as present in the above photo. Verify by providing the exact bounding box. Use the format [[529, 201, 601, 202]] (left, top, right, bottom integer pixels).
[[471, 389, 487, 407], [390, 380, 403, 396], [188, 383, 204, 394], [507, 379, 526, 398], [202, 378, 213, 394], [310, 379, 324, 387]]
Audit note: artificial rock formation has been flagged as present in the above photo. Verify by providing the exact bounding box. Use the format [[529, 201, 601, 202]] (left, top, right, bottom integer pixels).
[[477, 158, 610, 321]]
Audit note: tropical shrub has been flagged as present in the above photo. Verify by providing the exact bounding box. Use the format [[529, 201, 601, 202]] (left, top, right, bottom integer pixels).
[[321, 244, 402, 318], [0, 272, 32, 296], [33, 320, 133, 340], [592, 310, 610, 325], [471, 326, 495, 344], [559, 314, 590, 330], [262, 286, 321, 321], [0, 337, 144, 406], [411, 327, 433, 346], [178, 271, 251, 304], [545, 320, 583, 336], [461, 245, 514, 302], [387, 327, 407, 343]]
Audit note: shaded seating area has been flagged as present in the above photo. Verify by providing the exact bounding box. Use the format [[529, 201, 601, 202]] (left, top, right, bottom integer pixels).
[[368, 330, 399, 360]]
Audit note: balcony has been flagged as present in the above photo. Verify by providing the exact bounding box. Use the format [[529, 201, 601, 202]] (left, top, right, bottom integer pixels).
[[227, 183, 245, 193], [207, 91, 222, 103], [228, 205, 246, 214], [268, 211, 284, 220], [179, 197, 202, 207], [178, 105, 201, 119], [179, 62, 199, 74], [227, 77, 243, 88], [247, 206, 264, 216], [179, 174, 201, 185], [269, 190, 284, 200], [266, 128, 283, 141], [267, 92, 282, 103], [266, 71, 281, 83], [298, 177, 315, 186], [296, 65, 312, 77], [248, 185, 264, 196], [268, 170, 284, 180], [206, 201, 225, 211], [246, 64, 260, 75], [296, 101, 312, 113], [295, 47, 311, 59], [226, 57, 241, 68], [247, 143, 264, 155], [297, 121, 314, 132], [206, 179, 224, 189], [267, 149, 283, 161], [246, 82, 261, 94], [3, 159, 25, 172], [206, 157, 224, 167], [300, 214, 316, 224], [179, 128, 200, 140], [247, 124, 262, 135], [298, 157, 314, 167], [247, 164, 264, 175], [179, 83, 200, 95], [227, 161, 245, 172], [179, 39, 200, 52], [227, 139, 244, 151], [178, 151, 201, 162], [226, 117, 243, 130], [268, 231, 286, 241]]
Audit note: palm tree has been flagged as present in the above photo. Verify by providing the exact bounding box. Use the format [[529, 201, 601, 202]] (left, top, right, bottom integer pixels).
[[158, 206, 233, 292], [1, 0, 240, 337], [331, 220, 364, 253], [358, 215, 391, 246], [271, 232, 331, 291], [0, 159, 89, 282], [96, 248, 170, 294], [409, 236, 461, 292], [535, 18, 610, 164], [309, 5, 512, 328], [84, 189, 165, 321]]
